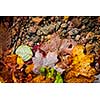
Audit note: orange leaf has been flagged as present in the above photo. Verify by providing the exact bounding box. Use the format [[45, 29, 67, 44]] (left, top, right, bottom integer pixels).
[[12, 71, 17, 83], [25, 64, 34, 74], [32, 17, 42, 24]]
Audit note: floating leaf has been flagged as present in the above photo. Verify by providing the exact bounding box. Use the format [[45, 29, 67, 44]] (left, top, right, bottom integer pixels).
[[15, 45, 33, 61]]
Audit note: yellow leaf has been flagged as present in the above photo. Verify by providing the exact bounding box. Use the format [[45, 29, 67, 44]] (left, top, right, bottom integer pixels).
[[17, 56, 24, 69], [71, 45, 96, 78], [72, 45, 85, 57], [25, 64, 34, 74], [64, 16, 69, 22]]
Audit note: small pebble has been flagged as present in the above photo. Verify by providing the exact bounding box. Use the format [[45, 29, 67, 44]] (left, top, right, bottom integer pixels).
[[75, 35, 80, 41], [36, 30, 42, 36], [61, 23, 67, 28], [81, 25, 86, 30], [41, 28, 49, 35]]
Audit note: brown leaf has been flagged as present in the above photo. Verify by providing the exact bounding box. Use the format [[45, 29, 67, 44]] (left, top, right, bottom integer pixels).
[[4, 54, 17, 69]]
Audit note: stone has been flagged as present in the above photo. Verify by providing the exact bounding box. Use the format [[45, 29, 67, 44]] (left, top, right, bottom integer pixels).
[[36, 30, 42, 36], [61, 23, 67, 28], [48, 24, 55, 32], [41, 28, 49, 35], [75, 35, 80, 41], [68, 28, 80, 36], [81, 25, 86, 30], [32, 36, 39, 43]]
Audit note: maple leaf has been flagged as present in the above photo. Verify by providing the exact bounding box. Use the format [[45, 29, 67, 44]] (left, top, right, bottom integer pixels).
[[71, 45, 96, 78]]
